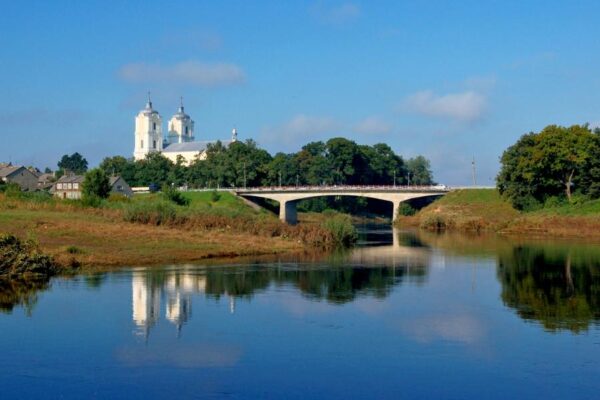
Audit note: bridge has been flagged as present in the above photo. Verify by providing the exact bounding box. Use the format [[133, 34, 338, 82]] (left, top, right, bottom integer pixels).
[[235, 185, 450, 224]]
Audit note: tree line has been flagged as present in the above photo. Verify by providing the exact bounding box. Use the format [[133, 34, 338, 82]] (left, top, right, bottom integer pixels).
[[497, 124, 600, 210], [95, 137, 434, 189]]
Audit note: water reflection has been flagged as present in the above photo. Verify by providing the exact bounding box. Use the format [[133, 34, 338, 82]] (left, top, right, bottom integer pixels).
[[497, 245, 600, 333]]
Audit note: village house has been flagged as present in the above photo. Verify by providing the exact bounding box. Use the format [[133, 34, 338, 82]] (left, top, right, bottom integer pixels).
[[0, 164, 39, 191], [52, 175, 133, 199]]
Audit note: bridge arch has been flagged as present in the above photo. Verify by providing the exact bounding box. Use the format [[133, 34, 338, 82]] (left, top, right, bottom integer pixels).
[[236, 189, 446, 224]]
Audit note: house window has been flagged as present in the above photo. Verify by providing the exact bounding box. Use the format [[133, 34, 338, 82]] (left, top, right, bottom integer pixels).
[[57, 183, 63, 189], [117, 185, 123, 191], [73, 183, 79, 189], [67, 183, 72, 189]]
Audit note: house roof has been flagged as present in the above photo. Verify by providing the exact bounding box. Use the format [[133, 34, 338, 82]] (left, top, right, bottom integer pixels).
[[56, 174, 85, 183], [162, 140, 232, 153], [0, 165, 25, 178]]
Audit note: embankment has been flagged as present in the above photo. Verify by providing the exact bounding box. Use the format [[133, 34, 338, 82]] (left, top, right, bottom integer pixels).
[[0, 191, 356, 270], [396, 189, 600, 238]]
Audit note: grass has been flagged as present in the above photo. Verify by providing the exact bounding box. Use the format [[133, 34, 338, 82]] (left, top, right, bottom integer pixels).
[[396, 188, 600, 238], [0, 190, 355, 269]]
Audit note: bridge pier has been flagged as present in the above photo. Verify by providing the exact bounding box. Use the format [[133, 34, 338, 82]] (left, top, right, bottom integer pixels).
[[392, 201, 401, 224], [279, 200, 298, 225]]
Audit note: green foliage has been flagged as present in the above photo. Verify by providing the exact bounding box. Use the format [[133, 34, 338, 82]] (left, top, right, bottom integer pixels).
[[406, 155, 434, 185], [80, 194, 103, 208], [3, 182, 22, 197], [497, 124, 600, 209], [123, 200, 180, 225], [0, 234, 57, 278], [397, 202, 416, 216], [65, 245, 83, 254], [99, 155, 136, 184], [320, 214, 358, 246], [162, 185, 190, 206], [82, 168, 111, 200], [210, 190, 221, 202], [57, 152, 88, 175]]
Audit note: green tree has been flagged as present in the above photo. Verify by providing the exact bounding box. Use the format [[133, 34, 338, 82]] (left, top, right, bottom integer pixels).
[[497, 124, 600, 208], [99, 156, 136, 185], [406, 156, 434, 185], [134, 152, 174, 186], [57, 152, 88, 175], [82, 168, 111, 199]]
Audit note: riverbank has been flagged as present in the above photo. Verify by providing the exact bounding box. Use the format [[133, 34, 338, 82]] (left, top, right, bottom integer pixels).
[[0, 191, 355, 270], [396, 189, 600, 238]]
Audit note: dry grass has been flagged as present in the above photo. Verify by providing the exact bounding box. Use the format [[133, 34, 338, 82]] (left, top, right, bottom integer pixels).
[[0, 202, 304, 268]]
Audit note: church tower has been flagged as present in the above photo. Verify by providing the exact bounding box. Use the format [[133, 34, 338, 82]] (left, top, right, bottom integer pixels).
[[166, 97, 194, 145], [134, 94, 163, 161]]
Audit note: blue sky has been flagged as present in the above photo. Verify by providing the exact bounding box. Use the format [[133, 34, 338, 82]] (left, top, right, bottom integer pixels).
[[2, 0, 600, 185]]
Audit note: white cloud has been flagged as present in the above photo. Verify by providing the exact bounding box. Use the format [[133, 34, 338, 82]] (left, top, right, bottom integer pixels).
[[311, 2, 361, 25], [352, 116, 392, 135], [402, 90, 487, 122], [118, 61, 245, 87]]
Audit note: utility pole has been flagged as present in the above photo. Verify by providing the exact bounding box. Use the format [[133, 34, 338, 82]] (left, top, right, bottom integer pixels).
[[243, 162, 246, 189], [393, 170, 396, 187], [279, 171, 282, 187], [471, 156, 477, 186]]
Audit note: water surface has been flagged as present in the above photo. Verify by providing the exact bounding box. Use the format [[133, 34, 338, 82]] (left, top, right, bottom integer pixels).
[[1, 226, 600, 399]]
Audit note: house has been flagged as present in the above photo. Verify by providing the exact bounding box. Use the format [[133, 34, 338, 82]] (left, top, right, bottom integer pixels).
[[52, 175, 85, 199], [37, 173, 56, 190], [109, 176, 133, 198], [0, 165, 39, 191], [52, 174, 133, 199]]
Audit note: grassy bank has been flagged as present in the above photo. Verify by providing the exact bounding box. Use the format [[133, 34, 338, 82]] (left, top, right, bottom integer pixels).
[[396, 189, 600, 238], [0, 191, 357, 269]]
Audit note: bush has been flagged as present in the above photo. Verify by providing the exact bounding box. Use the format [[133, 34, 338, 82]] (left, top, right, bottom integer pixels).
[[162, 185, 190, 206], [123, 200, 181, 225], [210, 190, 221, 203], [320, 214, 357, 247], [82, 168, 111, 199], [420, 214, 454, 231], [107, 193, 130, 203], [3, 182, 23, 198], [81, 194, 103, 208], [398, 203, 416, 217], [0, 234, 58, 278]]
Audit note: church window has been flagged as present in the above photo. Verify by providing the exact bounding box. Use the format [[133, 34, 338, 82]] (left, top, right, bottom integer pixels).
[[153, 140, 156, 149], [153, 122, 156, 130], [141, 140, 144, 149], [185, 126, 188, 135]]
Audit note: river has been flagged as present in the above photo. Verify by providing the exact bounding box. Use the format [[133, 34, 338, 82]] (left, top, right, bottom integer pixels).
[[1, 225, 600, 399]]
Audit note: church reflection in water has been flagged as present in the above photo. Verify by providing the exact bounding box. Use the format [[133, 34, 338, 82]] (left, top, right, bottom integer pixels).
[[129, 229, 435, 339]]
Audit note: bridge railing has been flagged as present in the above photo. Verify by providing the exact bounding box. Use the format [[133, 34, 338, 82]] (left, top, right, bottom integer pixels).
[[233, 184, 451, 192]]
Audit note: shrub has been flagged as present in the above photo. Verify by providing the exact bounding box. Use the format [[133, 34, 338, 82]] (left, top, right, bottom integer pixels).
[[80, 194, 103, 208], [123, 200, 180, 225], [210, 190, 221, 202], [107, 193, 130, 203], [398, 203, 416, 217], [65, 246, 83, 254], [3, 182, 23, 198], [0, 234, 58, 277], [320, 214, 357, 247], [162, 185, 190, 206], [420, 214, 454, 231]]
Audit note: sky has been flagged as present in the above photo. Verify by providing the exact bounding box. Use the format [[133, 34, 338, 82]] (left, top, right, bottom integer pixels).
[[2, 0, 600, 185]]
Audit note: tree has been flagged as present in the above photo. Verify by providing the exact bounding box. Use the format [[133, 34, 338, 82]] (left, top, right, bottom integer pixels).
[[99, 156, 136, 185], [134, 152, 174, 186], [82, 168, 111, 199], [406, 156, 434, 185], [497, 124, 600, 208], [57, 152, 88, 175]]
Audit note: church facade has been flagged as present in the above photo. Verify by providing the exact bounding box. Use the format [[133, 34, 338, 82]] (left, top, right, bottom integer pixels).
[[133, 97, 237, 164]]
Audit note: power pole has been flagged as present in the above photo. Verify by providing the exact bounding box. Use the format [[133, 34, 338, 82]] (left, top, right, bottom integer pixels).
[[393, 170, 396, 187], [243, 162, 247, 189], [471, 156, 477, 186], [279, 171, 282, 187]]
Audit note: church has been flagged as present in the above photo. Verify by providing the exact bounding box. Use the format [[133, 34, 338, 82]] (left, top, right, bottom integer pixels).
[[133, 95, 237, 164]]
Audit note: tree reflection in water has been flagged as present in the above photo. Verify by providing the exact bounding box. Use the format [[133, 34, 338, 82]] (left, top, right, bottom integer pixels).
[[0, 277, 49, 315], [497, 245, 600, 333]]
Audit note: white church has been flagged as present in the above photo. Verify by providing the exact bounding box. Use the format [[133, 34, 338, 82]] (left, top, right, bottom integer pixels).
[[133, 95, 237, 164]]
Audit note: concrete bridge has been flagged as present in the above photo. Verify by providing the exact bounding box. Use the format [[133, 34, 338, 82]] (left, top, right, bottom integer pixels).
[[235, 185, 449, 224]]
